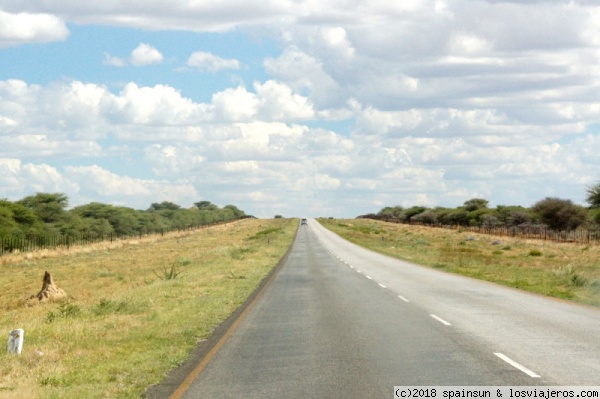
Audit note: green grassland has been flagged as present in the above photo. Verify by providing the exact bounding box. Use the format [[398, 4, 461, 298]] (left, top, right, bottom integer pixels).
[[318, 218, 600, 307], [0, 218, 297, 399]]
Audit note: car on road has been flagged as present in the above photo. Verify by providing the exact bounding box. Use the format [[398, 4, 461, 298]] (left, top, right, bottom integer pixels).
[[301, 218, 308, 225]]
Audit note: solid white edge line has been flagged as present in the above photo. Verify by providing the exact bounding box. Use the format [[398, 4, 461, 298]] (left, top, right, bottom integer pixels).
[[430, 314, 452, 326], [378, 283, 386, 288], [398, 295, 410, 302], [494, 353, 541, 378]]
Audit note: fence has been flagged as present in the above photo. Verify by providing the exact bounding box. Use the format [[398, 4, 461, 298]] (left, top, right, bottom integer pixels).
[[367, 217, 600, 245], [0, 219, 244, 257]]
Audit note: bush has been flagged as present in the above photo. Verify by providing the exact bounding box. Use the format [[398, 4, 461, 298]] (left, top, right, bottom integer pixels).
[[532, 197, 587, 231], [412, 210, 438, 225], [155, 263, 183, 280], [46, 303, 82, 323], [555, 265, 588, 287]]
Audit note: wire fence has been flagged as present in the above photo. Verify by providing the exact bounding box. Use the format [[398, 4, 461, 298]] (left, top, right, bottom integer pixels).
[[0, 219, 246, 257], [367, 217, 600, 245]]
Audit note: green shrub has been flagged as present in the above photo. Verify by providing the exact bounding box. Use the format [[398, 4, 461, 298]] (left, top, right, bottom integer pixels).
[[155, 263, 183, 280], [555, 265, 588, 287], [46, 303, 82, 323], [93, 298, 129, 316], [248, 227, 281, 240], [230, 246, 256, 260]]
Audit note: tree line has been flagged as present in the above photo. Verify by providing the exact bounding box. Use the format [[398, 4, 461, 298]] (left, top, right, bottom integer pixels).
[[0, 193, 248, 240], [359, 183, 600, 232]]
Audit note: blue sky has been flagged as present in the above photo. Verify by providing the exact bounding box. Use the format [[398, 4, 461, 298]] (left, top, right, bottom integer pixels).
[[1, 1, 600, 218]]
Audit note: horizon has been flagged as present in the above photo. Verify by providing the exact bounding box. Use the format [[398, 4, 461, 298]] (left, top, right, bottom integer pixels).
[[1, 1, 599, 218]]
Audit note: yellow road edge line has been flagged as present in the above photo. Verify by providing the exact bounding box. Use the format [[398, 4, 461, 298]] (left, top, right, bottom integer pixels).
[[168, 226, 297, 399], [168, 285, 268, 398]]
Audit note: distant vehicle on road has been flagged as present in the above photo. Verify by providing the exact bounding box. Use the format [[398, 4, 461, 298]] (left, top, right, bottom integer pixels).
[[301, 218, 308, 225]]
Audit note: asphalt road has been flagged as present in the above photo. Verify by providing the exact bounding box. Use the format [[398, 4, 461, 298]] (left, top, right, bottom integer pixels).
[[173, 219, 600, 398]]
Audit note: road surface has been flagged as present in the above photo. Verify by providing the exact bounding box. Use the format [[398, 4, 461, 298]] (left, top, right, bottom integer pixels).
[[168, 219, 600, 398]]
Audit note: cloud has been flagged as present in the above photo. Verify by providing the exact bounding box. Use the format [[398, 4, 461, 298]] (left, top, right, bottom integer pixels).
[[254, 80, 314, 121], [3, 1, 600, 216], [0, 78, 316, 159], [0, 159, 78, 198], [107, 82, 206, 125], [12, 1, 297, 32], [130, 43, 163, 66], [0, 11, 68, 47], [103, 52, 127, 67], [210, 82, 314, 122], [211, 86, 259, 122], [0, 79, 112, 141], [264, 46, 341, 108], [63, 165, 200, 208], [0, 135, 102, 159], [187, 52, 240, 72]]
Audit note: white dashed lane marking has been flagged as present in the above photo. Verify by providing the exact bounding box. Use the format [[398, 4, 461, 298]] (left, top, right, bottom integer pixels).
[[494, 353, 541, 378], [326, 240, 542, 382], [430, 314, 452, 326]]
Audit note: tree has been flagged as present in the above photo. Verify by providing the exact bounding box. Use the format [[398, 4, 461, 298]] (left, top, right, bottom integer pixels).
[[496, 205, 532, 226], [481, 214, 500, 228], [223, 205, 245, 219], [463, 198, 489, 212], [71, 202, 141, 236], [442, 208, 469, 226], [0, 200, 52, 237], [194, 201, 218, 210], [412, 209, 438, 225], [148, 201, 181, 211], [586, 183, 600, 208], [18, 193, 69, 224], [531, 197, 587, 231], [377, 206, 404, 220], [404, 206, 427, 221]]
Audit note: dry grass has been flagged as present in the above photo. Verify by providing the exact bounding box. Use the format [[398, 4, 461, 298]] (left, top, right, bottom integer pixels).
[[319, 218, 600, 306], [0, 218, 297, 398]]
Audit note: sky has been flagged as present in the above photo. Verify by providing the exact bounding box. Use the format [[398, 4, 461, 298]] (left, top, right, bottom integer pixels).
[[1, 0, 599, 218]]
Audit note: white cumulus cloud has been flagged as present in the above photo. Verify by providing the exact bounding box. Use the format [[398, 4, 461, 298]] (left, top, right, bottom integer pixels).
[[0, 11, 69, 47], [187, 51, 240, 72], [130, 43, 163, 66]]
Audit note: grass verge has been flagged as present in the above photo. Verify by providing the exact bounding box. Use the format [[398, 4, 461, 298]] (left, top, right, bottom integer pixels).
[[0, 218, 297, 398], [318, 218, 600, 307]]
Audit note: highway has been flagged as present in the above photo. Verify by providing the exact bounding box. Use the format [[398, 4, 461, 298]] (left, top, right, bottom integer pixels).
[[171, 219, 600, 398]]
